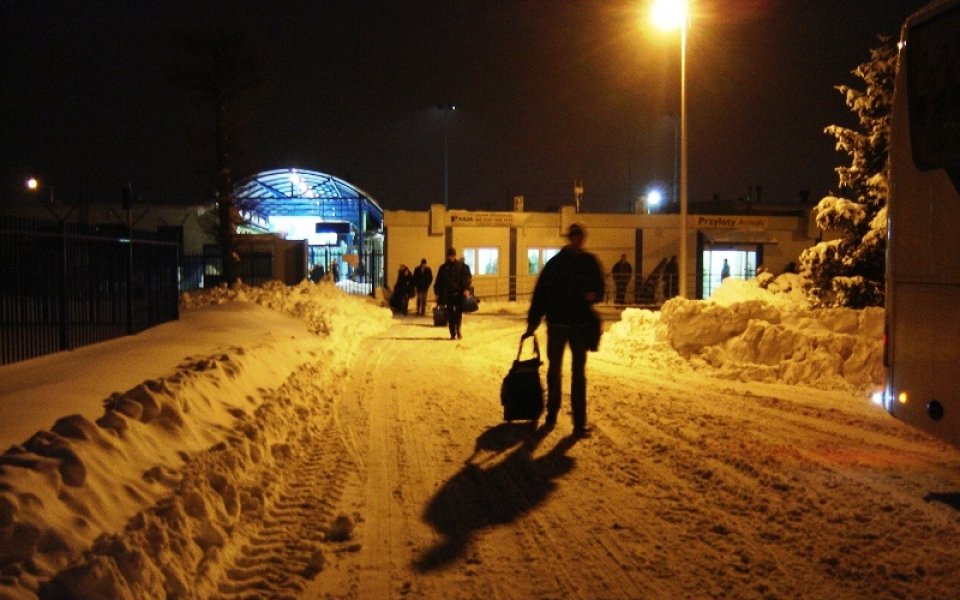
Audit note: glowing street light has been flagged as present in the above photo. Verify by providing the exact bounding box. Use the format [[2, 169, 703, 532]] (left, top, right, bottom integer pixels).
[[651, 0, 687, 30], [651, 0, 689, 297], [646, 188, 663, 213], [25, 176, 54, 203]]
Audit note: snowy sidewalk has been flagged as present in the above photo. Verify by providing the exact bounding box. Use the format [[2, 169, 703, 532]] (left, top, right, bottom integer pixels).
[[0, 302, 320, 451]]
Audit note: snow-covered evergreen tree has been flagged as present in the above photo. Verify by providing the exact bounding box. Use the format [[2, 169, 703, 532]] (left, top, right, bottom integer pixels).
[[799, 38, 896, 308]]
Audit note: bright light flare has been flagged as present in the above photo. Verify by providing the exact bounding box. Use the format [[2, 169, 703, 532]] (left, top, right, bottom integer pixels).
[[25, 177, 39, 190], [651, 0, 688, 31], [870, 390, 884, 406], [647, 189, 663, 206], [898, 391, 909, 404]]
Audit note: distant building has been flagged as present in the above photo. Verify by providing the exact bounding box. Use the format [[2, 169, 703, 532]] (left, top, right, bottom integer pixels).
[[231, 168, 385, 290], [385, 202, 818, 303]]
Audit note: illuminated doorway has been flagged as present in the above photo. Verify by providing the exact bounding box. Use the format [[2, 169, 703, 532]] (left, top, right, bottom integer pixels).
[[701, 248, 757, 299]]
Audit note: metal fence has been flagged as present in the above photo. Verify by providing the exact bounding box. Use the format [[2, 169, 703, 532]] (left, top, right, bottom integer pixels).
[[1, 215, 180, 365], [464, 272, 675, 308]]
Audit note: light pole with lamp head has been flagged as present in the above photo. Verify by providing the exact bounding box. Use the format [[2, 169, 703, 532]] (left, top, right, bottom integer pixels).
[[652, 0, 689, 298], [436, 104, 456, 209], [25, 176, 71, 349]]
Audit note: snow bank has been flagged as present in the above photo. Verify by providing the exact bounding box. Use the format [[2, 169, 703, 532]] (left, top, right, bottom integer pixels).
[[0, 281, 392, 600], [602, 275, 884, 390], [181, 279, 392, 339]]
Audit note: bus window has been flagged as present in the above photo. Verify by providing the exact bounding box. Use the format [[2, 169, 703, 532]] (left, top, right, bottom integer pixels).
[[906, 4, 960, 180]]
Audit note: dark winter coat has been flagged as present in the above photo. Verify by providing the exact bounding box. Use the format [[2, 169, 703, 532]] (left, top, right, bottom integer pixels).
[[612, 259, 633, 285], [412, 265, 434, 292], [394, 269, 414, 298], [434, 259, 472, 305], [527, 246, 605, 328]]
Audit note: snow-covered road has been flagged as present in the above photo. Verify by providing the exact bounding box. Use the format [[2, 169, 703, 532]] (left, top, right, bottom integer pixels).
[[3, 281, 960, 600], [304, 314, 960, 599]]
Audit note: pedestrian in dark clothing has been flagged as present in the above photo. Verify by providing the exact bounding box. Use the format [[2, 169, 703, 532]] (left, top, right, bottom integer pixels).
[[412, 258, 434, 316], [524, 223, 605, 437], [612, 254, 632, 305], [434, 247, 473, 340], [391, 264, 414, 315], [330, 261, 340, 283], [309, 263, 325, 283], [720, 258, 731, 281], [662, 255, 679, 299]]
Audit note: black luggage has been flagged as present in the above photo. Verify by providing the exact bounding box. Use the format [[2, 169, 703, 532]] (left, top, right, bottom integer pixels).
[[500, 335, 545, 422], [432, 305, 448, 326]]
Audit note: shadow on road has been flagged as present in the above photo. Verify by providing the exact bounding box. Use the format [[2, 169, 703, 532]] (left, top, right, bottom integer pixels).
[[413, 423, 578, 572], [924, 491, 960, 511]]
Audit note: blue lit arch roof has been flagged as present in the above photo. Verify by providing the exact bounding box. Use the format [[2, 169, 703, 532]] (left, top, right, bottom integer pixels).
[[233, 168, 383, 229]]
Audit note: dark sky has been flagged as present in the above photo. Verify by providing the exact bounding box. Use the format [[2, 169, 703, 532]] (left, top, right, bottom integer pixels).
[[1, 0, 930, 214]]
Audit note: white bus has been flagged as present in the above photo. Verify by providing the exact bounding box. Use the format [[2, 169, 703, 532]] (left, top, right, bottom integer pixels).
[[885, 0, 960, 447]]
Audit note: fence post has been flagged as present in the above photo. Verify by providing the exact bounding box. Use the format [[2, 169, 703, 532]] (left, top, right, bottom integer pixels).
[[124, 185, 135, 334], [127, 216, 134, 335]]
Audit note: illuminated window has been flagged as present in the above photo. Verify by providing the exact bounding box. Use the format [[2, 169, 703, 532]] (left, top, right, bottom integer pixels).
[[463, 247, 499, 275], [701, 249, 757, 299], [527, 247, 560, 274]]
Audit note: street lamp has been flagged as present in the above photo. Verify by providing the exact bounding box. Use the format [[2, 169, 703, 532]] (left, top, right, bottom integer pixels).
[[652, 0, 689, 298], [25, 176, 54, 204], [25, 176, 70, 347], [646, 188, 663, 213], [436, 104, 456, 209]]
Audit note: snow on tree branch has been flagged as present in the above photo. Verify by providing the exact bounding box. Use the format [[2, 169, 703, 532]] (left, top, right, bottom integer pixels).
[[801, 37, 895, 309]]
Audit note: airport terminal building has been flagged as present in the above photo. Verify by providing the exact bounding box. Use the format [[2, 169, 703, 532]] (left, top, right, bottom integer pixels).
[[384, 203, 816, 303]]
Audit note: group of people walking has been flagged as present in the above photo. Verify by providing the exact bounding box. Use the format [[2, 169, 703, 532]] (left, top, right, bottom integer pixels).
[[391, 248, 473, 341], [382, 232, 754, 439], [390, 259, 435, 316], [387, 224, 608, 437]]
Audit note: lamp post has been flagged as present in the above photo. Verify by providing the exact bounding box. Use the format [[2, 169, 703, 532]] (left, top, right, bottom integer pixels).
[[652, 0, 689, 298], [437, 104, 456, 209], [25, 176, 70, 349]]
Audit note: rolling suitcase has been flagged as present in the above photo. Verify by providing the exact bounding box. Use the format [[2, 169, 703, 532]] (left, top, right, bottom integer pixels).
[[432, 305, 448, 326], [500, 335, 545, 422]]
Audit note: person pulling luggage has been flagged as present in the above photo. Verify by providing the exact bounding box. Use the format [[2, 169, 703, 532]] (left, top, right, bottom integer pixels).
[[524, 223, 604, 437]]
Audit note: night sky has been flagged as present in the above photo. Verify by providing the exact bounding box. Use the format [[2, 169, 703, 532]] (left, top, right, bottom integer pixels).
[[1, 0, 931, 214]]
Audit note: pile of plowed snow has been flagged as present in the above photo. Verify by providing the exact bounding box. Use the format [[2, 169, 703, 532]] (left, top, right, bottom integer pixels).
[[601, 275, 884, 390]]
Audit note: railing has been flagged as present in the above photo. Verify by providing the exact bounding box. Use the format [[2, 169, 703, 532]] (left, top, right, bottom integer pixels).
[[1, 215, 180, 365], [467, 272, 675, 307]]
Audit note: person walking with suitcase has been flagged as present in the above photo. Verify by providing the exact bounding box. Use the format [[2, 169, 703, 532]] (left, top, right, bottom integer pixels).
[[524, 223, 605, 437], [434, 247, 473, 340], [412, 258, 434, 316]]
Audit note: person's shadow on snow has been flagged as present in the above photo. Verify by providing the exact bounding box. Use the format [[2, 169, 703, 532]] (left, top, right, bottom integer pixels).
[[924, 491, 960, 511], [413, 423, 577, 572]]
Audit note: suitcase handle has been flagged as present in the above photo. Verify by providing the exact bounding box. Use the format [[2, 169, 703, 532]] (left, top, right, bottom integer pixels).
[[516, 334, 540, 361]]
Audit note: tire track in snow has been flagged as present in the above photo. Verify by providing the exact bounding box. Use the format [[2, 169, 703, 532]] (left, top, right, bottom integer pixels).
[[305, 321, 454, 599], [215, 367, 358, 600]]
